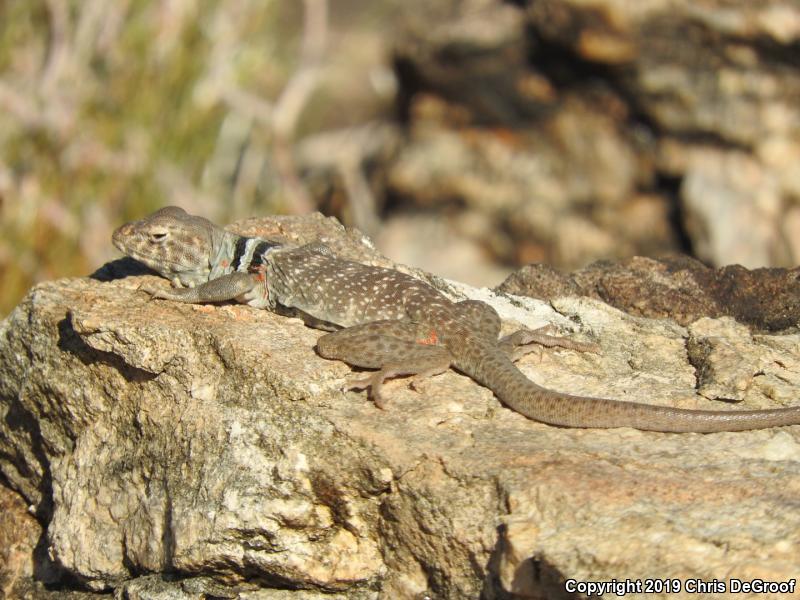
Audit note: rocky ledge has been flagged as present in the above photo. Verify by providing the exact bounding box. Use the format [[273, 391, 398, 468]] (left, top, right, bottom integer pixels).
[[2, 214, 800, 599]]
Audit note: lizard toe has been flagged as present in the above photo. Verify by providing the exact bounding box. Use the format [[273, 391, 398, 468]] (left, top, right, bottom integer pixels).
[[342, 371, 391, 409], [342, 373, 373, 392], [408, 378, 427, 394]]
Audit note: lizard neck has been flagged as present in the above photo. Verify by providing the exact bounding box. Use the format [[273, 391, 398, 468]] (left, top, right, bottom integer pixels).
[[209, 231, 285, 298], [208, 230, 241, 280]]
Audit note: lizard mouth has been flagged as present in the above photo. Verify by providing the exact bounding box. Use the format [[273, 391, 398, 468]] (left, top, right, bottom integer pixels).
[[113, 241, 190, 273], [112, 229, 194, 273]]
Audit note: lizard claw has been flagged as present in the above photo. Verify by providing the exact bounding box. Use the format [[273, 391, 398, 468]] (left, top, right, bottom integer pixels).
[[137, 283, 157, 300], [408, 364, 449, 393], [409, 377, 427, 394], [510, 345, 544, 363]]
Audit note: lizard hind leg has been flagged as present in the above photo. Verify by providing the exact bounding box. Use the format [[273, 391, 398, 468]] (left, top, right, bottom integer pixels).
[[451, 300, 599, 360], [499, 327, 601, 361], [315, 320, 452, 408]]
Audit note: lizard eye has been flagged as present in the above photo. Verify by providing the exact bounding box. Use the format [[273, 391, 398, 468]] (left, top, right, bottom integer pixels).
[[149, 231, 169, 242]]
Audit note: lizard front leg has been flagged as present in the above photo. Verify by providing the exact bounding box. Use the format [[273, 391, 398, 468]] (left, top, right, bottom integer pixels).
[[316, 320, 453, 408], [142, 272, 260, 304]]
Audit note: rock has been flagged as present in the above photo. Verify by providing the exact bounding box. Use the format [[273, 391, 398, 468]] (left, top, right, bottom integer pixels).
[[381, 0, 800, 279], [115, 574, 361, 600], [525, 0, 800, 269], [497, 255, 800, 332], [383, 0, 680, 274], [677, 146, 788, 268], [0, 484, 41, 597], [385, 91, 674, 272], [373, 213, 513, 288], [2, 215, 800, 598]]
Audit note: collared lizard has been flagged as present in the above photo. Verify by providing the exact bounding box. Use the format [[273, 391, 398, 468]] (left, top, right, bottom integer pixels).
[[111, 206, 800, 432]]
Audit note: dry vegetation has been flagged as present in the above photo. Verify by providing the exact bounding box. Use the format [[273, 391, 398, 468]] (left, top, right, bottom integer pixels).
[[0, 0, 395, 315]]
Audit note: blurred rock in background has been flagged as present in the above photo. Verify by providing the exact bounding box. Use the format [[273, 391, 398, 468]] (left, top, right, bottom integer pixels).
[[1, 0, 799, 314]]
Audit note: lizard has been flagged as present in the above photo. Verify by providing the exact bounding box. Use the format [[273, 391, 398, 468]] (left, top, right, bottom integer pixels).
[[111, 206, 800, 433]]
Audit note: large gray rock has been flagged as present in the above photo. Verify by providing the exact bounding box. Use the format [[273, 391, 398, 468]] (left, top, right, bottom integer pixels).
[[2, 216, 800, 599]]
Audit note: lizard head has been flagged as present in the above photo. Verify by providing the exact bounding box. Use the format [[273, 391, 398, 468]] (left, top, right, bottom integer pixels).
[[112, 206, 218, 284]]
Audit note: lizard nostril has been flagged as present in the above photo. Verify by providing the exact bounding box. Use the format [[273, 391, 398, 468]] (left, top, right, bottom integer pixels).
[[112, 225, 132, 248]]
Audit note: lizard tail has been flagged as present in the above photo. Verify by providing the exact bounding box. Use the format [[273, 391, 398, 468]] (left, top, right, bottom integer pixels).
[[455, 336, 800, 433]]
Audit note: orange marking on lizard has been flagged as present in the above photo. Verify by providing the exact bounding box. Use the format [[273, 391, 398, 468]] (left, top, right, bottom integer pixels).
[[417, 328, 439, 345]]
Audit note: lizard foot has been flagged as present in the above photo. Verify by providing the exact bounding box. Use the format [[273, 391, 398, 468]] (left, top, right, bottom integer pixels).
[[342, 370, 392, 409], [138, 284, 167, 300], [343, 363, 448, 409], [140, 286, 184, 302], [501, 326, 600, 361], [408, 365, 450, 394]]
